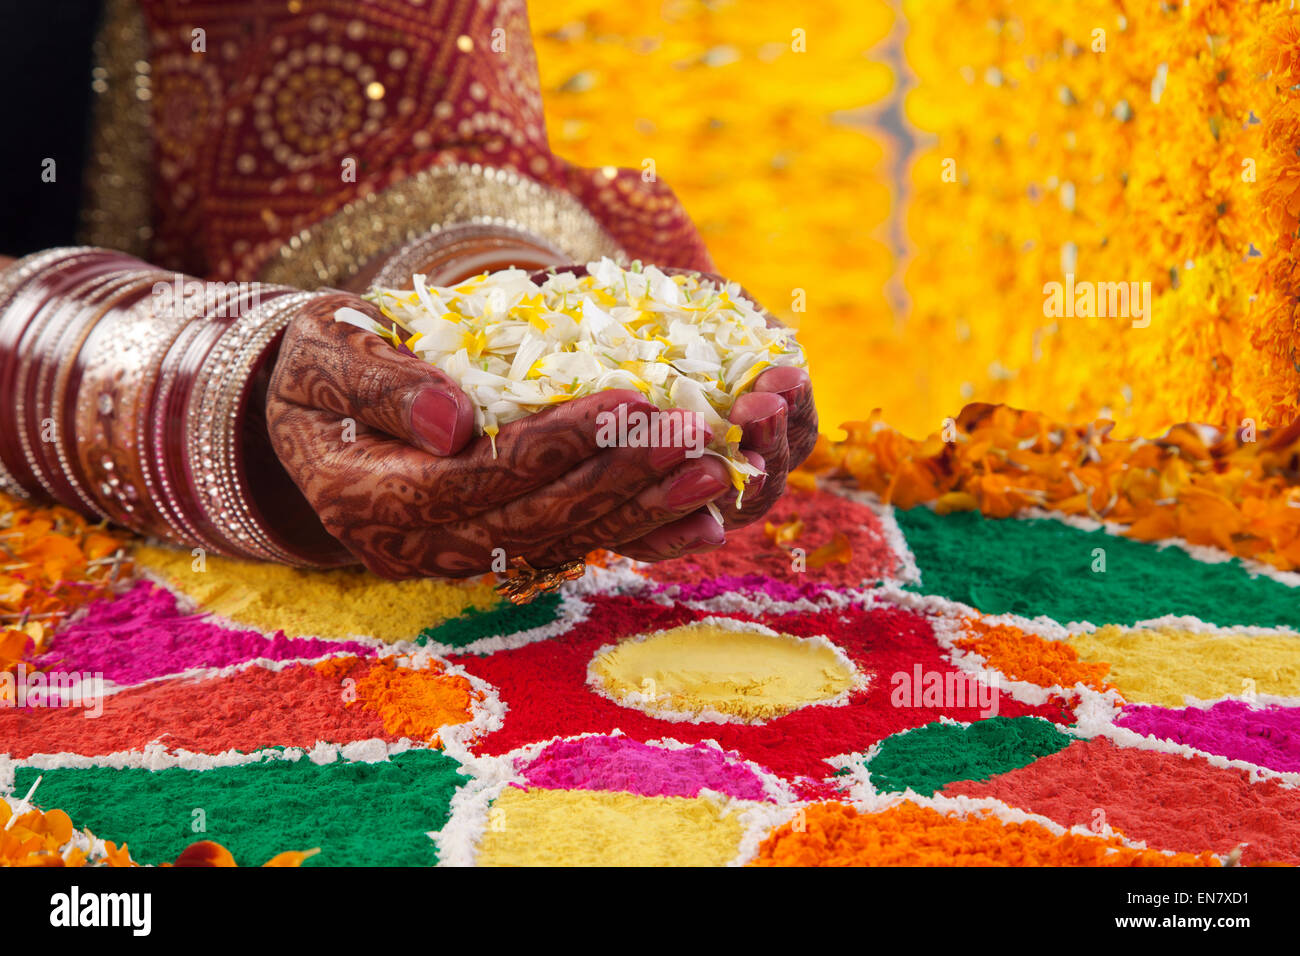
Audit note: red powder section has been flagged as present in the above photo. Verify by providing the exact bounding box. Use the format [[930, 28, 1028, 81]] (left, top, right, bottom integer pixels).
[[643, 486, 898, 592], [0, 660, 400, 758], [944, 738, 1300, 865], [454, 595, 1065, 795]]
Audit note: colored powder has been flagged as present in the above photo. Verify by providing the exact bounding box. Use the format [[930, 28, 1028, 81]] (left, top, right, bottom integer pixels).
[[1115, 700, 1300, 772], [588, 621, 858, 722], [519, 735, 770, 801], [750, 802, 1218, 866], [659, 574, 838, 603], [861, 717, 1073, 796], [944, 738, 1300, 864], [1069, 626, 1300, 706], [455, 595, 1063, 792], [345, 656, 479, 744], [14, 749, 465, 866], [646, 486, 898, 591], [417, 592, 561, 649], [0, 660, 417, 758], [476, 786, 744, 866], [895, 508, 1300, 628], [134, 543, 498, 642], [34, 581, 374, 685], [956, 617, 1113, 692]]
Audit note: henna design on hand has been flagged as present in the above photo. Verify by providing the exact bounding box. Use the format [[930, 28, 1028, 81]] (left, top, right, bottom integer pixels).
[[265, 286, 819, 579]]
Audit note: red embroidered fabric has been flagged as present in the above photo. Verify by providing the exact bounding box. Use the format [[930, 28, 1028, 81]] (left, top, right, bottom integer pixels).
[[134, 0, 713, 280]]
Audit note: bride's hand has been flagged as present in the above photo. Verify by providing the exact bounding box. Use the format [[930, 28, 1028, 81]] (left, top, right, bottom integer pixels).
[[714, 363, 818, 530], [662, 270, 817, 531], [266, 294, 740, 578]]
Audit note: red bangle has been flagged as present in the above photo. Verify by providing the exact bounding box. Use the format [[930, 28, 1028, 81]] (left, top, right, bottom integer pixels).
[[69, 274, 179, 533], [0, 249, 120, 494], [26, 265, 163, 515]]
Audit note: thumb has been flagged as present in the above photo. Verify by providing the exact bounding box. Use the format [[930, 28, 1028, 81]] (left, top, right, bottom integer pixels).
[[392, 366, 477, 457]]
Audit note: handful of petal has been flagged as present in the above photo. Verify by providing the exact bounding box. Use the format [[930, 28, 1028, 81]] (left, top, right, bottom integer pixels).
[[337, 258, 807, 521]]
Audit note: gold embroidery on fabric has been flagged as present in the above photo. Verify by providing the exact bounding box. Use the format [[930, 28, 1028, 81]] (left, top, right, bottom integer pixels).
[[78, 0, 154, 258], [257, 162, 625, 288]]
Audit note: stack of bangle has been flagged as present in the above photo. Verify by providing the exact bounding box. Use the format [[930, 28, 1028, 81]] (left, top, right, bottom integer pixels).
[[0, 247, 338, 566]]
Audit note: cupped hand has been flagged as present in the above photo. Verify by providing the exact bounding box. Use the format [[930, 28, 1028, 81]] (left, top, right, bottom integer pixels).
[[266, 294, 742, 578], [713, 364, 818, 532], [520, 264, 819, 538], [655, 269, 819, 533]]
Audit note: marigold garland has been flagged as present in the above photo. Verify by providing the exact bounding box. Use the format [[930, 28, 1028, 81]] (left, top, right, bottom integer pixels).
[[530, 0, 897, 436], [902, 0, 1300, 437], [534, 1, 1300, 438]]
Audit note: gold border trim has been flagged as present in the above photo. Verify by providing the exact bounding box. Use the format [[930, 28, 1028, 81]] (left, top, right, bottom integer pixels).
[[257, 162, 626, 289]]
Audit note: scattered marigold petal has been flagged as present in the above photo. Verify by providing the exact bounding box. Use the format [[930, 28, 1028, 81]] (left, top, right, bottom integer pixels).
[[764, 515, 804, 546], [807, 532, 852, 569], [172, 840, 238, 867], [261, 848, 322, 867]]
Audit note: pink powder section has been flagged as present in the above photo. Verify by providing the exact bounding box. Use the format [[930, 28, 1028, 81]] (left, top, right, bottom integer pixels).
[[645, 486, 897, 593], [944, 738, 1300, 864], [518, 735, 771, 801], [35, 581, 375, 685], [1115, 700, 1300, 773]]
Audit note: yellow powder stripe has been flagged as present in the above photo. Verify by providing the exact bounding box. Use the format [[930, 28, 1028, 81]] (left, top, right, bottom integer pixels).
[[134, 544, 498, 644], [589, 621, 857, 722], [476, 787, 745, 867], [1069, 626, 1300, 707]]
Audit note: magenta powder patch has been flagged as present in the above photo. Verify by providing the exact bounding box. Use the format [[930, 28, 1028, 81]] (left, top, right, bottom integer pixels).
[[517, 734, 773, 801], [1115, 699, 1300, 772], [35, 581, 375, 685]]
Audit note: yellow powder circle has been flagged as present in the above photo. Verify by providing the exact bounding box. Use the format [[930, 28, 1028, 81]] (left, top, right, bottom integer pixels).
[[588, 620, 859, 722], [476, 787, 744, 867]]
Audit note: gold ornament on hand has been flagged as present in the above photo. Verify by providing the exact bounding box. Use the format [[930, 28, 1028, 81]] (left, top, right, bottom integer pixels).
[[494, 556, 586, 605]]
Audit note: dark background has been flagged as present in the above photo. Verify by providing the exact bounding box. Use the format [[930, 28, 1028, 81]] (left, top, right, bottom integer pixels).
[[1, 1, 104, 256]]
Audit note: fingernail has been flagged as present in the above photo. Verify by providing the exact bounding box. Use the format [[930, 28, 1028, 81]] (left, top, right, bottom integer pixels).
[[650, 415, 711, 469], [699, 516, 726, 546], [667, 469, 729, 508], [777, 383, 808, 408], [410, 388, 459, 455], [650, 441, 687, 470], [682, 518, 726, 551], [744, 407, 786, 449]]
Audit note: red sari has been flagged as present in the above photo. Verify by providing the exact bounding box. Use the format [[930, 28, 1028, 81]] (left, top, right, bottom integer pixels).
[[85, 0, 714, 286]]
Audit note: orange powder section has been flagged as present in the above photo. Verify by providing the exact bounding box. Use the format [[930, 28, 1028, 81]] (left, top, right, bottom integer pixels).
[[750, 802, 1219, 867], [955, 617, 1114, 694], [316, 655, 479, 745]]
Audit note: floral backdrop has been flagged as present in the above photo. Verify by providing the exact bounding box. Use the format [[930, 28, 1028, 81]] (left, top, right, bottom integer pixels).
[[534, 0, 1300, 440]]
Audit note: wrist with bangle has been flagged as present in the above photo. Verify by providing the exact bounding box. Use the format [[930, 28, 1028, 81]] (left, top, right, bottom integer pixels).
[[0, 248, 348, 566]]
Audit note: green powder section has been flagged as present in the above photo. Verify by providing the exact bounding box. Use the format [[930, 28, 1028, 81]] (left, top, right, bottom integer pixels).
[[416, 592, 563, 650], [895, 507, 1300, 628], [14, 749, 465, 867], [862, 717, 1074, 796]]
